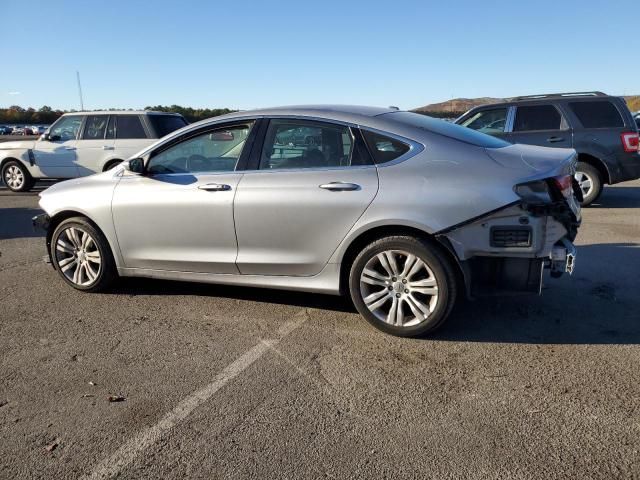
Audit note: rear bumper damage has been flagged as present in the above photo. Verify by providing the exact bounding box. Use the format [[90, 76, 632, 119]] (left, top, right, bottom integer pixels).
[[438, 199, 579, 298]]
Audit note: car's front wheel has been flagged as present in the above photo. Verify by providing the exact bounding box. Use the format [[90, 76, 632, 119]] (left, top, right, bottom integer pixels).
[[574, 162, 602, 206], [349, 236, 458, 337], [50, 217, 117, 292], [2, 160, 35, 192]]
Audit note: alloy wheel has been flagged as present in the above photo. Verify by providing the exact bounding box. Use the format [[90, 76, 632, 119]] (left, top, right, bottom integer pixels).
[[574, 171, 593, 199], [55, 226, 102, 286], [359, 249, 439, 327], [4, 165, 24, 190]]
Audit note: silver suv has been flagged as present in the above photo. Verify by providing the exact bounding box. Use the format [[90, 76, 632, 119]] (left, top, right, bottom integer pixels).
[[1, 111, 187, 192]]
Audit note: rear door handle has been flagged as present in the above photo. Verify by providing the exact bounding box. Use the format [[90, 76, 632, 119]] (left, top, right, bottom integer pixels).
[[102, 145, 114, 150], [198, 183, 232, 192], [319, 182, 360, 191], [547, 136, 565, 143], [64, 146, 76, 151]]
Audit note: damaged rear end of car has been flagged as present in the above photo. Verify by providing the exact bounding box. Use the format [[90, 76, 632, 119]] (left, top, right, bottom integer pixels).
[[439, 144, 581, 298]]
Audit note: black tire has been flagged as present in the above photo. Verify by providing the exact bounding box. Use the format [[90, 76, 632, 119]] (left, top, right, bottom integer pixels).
[[103, 160, 123, 171], [2, 160, 35, 192], [50, 217, 117, 292], [575, 162, 602, 206], [348, 236, 458, 337]]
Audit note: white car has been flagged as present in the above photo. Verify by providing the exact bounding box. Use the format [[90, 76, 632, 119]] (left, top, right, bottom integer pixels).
[[1, 111, 187, 192]]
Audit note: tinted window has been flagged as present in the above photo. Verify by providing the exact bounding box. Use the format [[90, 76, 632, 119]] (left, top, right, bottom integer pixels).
[[387, 111, 510, 148], [513, 105, 562, 131], [116, 115, 146, 139], [362, 130, 410, 164], [461, 108, 508, 134], [260, 119, 368, 170], [82, 115, 108, 139], [635, 116, 640, 129], [148, 124, 252, 174], [148, 114, 188, 138], [49, 115, 82, 141], [569, 101, 624, 128]]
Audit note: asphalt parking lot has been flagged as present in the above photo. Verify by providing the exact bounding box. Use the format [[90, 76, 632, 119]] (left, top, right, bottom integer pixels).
[[1, 181, 639, 479]]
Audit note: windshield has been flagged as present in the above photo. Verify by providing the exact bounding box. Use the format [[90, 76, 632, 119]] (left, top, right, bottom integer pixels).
[[384, 111, 510, 148]]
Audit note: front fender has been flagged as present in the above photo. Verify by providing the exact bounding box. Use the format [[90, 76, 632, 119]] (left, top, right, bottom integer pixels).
[[38, 172, 124, 268]]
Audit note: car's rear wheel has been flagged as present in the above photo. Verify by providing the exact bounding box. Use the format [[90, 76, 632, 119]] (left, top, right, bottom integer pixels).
[[50, 217, 117, 292], [349, 236, 458, 337], [574, 162, 602, 206], [2, 160, 35, 192]]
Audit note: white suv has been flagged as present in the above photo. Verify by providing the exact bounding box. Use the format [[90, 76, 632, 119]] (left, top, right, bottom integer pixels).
[[0, 111, 187, 192]]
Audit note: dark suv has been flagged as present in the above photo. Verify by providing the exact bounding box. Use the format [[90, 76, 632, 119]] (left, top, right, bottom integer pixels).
[[456, 92, 640, 205]]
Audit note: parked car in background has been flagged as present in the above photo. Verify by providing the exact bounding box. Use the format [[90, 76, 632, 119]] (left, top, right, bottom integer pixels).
[[0, 111, 188, 192], [0, 125, 13, 135], [33, 106, 581, 337], [456, 92, 640, 205], [11, 126, 25, 135]]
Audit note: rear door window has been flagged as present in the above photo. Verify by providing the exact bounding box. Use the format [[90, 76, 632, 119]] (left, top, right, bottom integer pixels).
[[460, 108, 508, 134], [568, 101, 624, 128], [116, 115, 147, 139], [82, 115, 108, 139], [513, 105, 563, 131], [260, 119, 370, 170]]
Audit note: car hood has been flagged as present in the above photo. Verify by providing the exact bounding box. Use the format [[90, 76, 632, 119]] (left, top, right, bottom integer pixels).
[[484, 143, 577, 178], [0, 139, 37, 150]]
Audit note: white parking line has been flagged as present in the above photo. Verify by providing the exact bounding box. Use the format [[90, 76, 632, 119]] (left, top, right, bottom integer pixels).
[[82, 310, 309, 480]]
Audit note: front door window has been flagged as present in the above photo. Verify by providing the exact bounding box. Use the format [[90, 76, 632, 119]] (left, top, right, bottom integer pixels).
[[460, 108, 508, 135], [49, 116, 82, 141]]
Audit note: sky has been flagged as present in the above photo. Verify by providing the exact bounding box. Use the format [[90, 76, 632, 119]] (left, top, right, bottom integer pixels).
[[3, 0, 638, 111]]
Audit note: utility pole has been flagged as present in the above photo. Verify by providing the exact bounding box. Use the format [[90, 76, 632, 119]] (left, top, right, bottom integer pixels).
[[76, 71, 84, 111]]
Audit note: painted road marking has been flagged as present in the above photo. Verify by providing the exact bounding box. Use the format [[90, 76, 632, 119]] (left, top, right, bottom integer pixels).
[[82, 310, 309, 480]]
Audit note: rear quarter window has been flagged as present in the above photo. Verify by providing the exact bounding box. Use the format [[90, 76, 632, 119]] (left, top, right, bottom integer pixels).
[[116, 115, 147, 139], [569, 101, 624, 128], [362, 130, 410, 164], [148, 115, 188, 138], [388, 111, 510, 148]]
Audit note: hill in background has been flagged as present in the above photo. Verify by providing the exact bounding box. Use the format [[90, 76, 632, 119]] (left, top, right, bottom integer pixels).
[[414, 95, 640, 117]]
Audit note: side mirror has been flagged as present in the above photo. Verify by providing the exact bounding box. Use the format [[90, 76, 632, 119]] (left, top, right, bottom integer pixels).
[[43, 133, 61, 142], [125, 158, 145, 174]]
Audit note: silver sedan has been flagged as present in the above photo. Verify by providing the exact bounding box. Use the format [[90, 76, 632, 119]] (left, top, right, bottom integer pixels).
[[33, 106, 581, 336]]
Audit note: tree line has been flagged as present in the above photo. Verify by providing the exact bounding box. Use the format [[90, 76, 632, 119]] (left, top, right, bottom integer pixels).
[[0, 105, 237, 125]]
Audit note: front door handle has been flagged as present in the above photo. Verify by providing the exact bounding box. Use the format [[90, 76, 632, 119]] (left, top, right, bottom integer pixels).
[[103, 145, 114, 150], [198, 183, 232, 192], [64, 146, 76, 151], [547, 136, 565, 143], [319, 182, 360, 191]]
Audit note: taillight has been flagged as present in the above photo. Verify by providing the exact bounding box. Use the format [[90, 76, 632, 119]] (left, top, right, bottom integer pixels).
[[552, 174, 573, 198], [621, 132, 639, 153], [514, 180, 552, 204]]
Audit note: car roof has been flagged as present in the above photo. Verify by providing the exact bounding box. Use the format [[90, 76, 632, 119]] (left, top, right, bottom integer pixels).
[[468, 92, 619, 111], [206, 105, 397, 124], [61, 110, 182, 116]]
